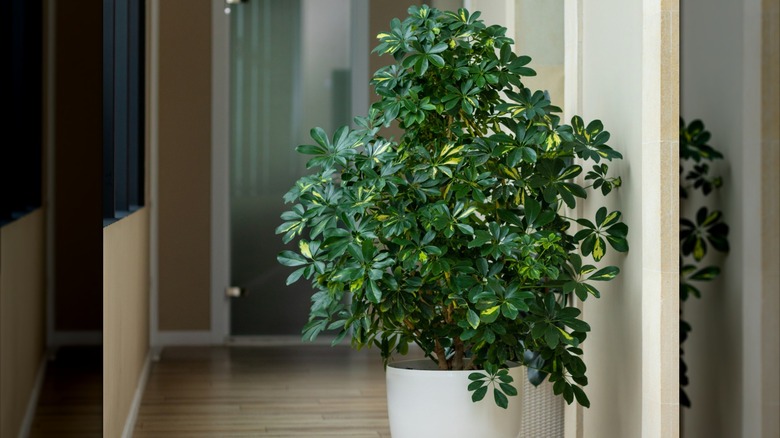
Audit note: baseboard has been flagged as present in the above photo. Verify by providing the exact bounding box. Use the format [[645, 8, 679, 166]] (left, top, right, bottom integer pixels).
[[226, 335, 337, 347], [225, 335, 427, 353], [18, 355, 47, 438], [156, 330, 222, 346], [121, 350, 152, 438]]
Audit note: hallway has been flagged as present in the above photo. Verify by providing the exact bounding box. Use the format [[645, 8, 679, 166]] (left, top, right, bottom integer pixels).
[[133, 346, 392, 437]]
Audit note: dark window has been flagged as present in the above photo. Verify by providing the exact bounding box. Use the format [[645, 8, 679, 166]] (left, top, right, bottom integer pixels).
[[1, 0, 43, 226], [103, 0, 144, 224]]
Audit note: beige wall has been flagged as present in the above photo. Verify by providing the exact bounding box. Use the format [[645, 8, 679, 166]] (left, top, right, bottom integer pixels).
[[102, 1, 154, 432], [103, 208, 150, 437], [0, 210, 46, 438], [579, 0, 679, 436], [157, 0, 212, 331], [53, 0, 103, 332], [681, 0, 780, 436]]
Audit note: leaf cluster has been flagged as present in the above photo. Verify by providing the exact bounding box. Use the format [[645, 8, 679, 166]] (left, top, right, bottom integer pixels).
[[277, 6, 629, 409]]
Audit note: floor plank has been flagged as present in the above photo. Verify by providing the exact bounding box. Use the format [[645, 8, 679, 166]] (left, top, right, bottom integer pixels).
[[134, 345, 395, 437], [29, 346, 102, 438]]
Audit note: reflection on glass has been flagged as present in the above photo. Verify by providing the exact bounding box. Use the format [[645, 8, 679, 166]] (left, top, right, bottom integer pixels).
[[230, 0, 352, 335]]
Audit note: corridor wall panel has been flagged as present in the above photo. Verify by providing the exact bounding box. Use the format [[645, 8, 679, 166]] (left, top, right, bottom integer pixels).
[[0, 210, 46, 438], [103, 208, 150, 437]]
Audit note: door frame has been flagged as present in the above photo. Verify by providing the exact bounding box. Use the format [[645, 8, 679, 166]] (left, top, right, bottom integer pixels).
[[210, 0, 231, 344], [148, 0, 230, 347]]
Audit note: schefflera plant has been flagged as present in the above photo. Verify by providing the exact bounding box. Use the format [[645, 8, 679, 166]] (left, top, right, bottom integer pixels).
[[276, 5, 628, 409]]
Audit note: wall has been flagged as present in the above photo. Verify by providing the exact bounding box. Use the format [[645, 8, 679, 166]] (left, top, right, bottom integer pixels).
[[103, 209, 150, 437], [681, 0, 780, 437], [579, 1, 643, 435], [0, 211, 46, 438], [580, 0, 678, 436], [513, 0, 565, 109], [103, 0, 154, 432], [157, 0, 212, 332]]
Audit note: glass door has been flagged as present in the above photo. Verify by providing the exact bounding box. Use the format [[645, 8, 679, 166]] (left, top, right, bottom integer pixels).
[[229, 0, 353, 335]]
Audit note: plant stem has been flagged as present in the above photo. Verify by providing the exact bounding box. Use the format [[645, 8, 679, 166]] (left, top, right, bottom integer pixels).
[[452, 337, 465, 370], [434, 339, 449, 370]]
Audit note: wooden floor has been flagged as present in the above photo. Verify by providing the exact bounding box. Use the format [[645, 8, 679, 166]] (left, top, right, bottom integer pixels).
[[29, 346, 103, 438], [134, 345, 397, 437]]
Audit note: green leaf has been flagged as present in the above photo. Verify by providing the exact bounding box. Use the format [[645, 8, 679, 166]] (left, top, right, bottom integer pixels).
[[524, 197, 541, 225], [468, 380, 485, 391], [277, 251, 308, 267], [428, 42, 448, 54], [606, 235, 629, 252], [563, 318, 590, 333], [531, 322, 547, 340], [600, 210, 622, 228], [296, 144, 326, 155], [558, 165, 583, 181], [572, 385, 591, 408], [330, 329, 348, 346], [544, 325, 559, 349], [581, 234, 596, 258], [497, 371, 514, 384], [592, 236, 606, 261], [365, 280, 382, 304], [310, 127, 329, 147], [553, 379, 565, 395], [299, 240, 313, 259], [494, 388, 509, 409], [468, 372, 486, 381], [588, 266, 620, 281], [467, 309, 480, 329], [286, 268, 306, 285], [556, 326, 576, 344], [563, 384, 574, 404], [471, 386, 488, 402], [501, 302, 519, 320], [480, 305, 501, 324], [499, 382, 518, 397], [520, 147, 537, 163], [469, 231, 493, 248]]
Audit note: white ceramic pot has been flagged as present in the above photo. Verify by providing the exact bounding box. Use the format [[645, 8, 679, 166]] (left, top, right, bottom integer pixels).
[[386, 359, 523, 438]]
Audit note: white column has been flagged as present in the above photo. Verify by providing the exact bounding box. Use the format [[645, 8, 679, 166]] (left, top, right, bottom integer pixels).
[[640, 0, 680, 436]]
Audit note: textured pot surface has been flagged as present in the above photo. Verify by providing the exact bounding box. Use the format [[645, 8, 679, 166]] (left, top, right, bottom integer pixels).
[[386, 359, 523, 438]]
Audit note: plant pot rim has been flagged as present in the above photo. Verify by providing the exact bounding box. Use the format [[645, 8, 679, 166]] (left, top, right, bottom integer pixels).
[[387, 359, 521, 372]]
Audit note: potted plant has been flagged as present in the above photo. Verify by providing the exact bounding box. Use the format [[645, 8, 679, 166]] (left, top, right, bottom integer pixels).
[[277, 6, 628, 437]]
